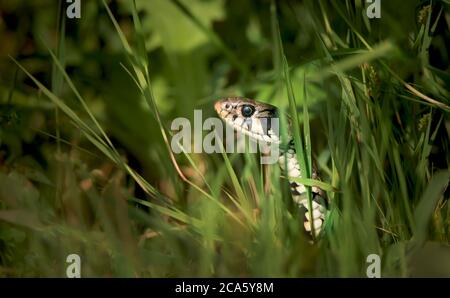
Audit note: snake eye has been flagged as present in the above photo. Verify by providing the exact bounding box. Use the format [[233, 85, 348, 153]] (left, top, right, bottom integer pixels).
[[241, 105, 255, 117]]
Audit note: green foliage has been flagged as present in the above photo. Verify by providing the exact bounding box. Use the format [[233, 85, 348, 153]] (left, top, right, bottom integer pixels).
[[0, 0, 449, 277]]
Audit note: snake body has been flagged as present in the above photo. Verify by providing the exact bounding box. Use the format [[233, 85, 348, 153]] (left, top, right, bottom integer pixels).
[[215, 97, 328, 237]]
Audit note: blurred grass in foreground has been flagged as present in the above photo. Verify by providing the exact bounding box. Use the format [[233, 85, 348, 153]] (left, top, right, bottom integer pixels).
[[0, 0, 449, 277]]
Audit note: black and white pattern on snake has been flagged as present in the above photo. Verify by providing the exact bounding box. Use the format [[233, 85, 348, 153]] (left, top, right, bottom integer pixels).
[[214, 96, 328, 237]]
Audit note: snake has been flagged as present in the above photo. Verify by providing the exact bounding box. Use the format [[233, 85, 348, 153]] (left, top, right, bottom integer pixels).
[[214, 96, 328, 237]]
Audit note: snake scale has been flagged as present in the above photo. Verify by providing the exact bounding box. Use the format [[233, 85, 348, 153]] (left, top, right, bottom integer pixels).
[[214, 97, 328, 237]]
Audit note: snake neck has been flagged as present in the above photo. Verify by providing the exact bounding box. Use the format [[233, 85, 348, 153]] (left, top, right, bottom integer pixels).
[[278, 137, 328, 237]]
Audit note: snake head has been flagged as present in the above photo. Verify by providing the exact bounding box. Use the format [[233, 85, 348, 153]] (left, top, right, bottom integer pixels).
[[214, 97, 280, 143]]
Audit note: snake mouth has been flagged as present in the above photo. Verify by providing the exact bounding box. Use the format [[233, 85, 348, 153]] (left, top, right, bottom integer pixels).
[[214, 98, 281, 144]]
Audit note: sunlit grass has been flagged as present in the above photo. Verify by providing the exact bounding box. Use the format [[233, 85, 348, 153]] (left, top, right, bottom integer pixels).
[[0, 0, 449, 277]]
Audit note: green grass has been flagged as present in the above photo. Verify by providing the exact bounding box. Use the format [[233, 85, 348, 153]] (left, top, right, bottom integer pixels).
[[0, 0, 449, 277]]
